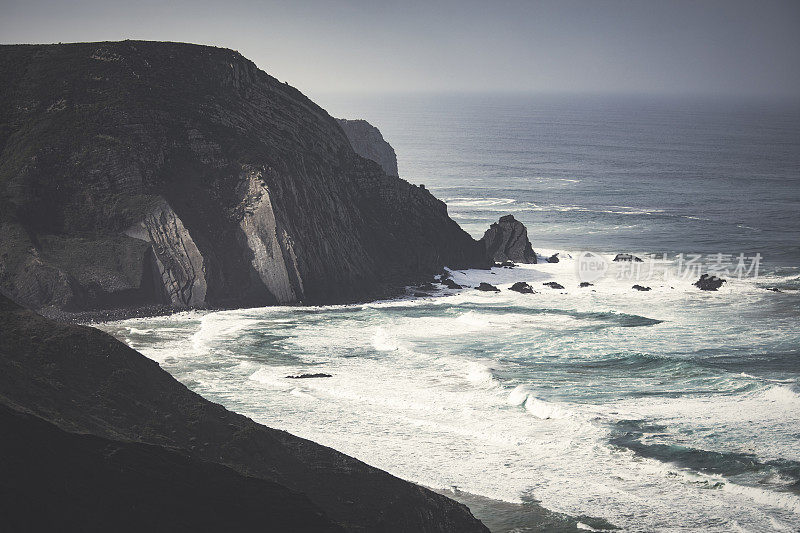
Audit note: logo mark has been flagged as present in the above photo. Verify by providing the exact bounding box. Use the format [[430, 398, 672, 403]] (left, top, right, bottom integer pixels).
[[576, 251, 609, 282]]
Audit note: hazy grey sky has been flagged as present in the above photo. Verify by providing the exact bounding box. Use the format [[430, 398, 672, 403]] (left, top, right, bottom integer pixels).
[[2, 0, 799, 98]]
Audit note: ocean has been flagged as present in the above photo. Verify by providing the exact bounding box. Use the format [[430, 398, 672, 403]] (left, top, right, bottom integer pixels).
[[100, 94, 800, 532]]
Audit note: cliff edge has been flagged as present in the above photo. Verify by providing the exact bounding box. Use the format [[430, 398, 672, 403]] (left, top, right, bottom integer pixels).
[[337, 118, 399, 177]]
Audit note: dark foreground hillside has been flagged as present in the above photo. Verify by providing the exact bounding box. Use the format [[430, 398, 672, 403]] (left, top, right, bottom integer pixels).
[[0, 295, 488, 532], [0, 404, 343, 532], [0, 41, 486, 314]]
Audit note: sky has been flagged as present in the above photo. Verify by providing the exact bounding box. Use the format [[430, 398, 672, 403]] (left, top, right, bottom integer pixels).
[[1, 0, 799, 99]]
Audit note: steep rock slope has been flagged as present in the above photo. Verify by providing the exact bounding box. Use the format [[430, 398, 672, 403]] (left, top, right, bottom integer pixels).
[[0, 294, 488, 532], [337, 118, 399, 176], [0, 404, 342, 532], [0, 41, 486, 313]]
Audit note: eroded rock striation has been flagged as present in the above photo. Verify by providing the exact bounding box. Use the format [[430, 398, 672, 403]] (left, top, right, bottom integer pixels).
[[0, 41, 486, 314], [336, 118, 399, 177], [0, 295, 488, 532], [479, 215, 537, 264]]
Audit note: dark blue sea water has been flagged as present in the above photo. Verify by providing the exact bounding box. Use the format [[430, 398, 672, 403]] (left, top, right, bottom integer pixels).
[[324, 94, 800, 267], [103, 94, 800, 531]]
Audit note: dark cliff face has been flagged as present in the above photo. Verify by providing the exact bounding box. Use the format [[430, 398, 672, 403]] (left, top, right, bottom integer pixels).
[[336, 118, 399, 177], [0, 41, 486, 313], [0, 294, 489, 532]]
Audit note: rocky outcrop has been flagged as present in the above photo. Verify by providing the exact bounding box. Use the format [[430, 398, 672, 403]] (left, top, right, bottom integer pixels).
[[547, 254, 560, 263], [694, 274, 726, 291], [0, 295, 488, 532], [509, 281, 534, 294], [479, 215, 537, 264], [632, 284, 651, 291], [613, 253, 643, 262], [476, 282, 500, 292], [0, 41, 487, 314], [442, 278, 463, 289], [336, 118, 399, 177], [543, 282, 565, 289]]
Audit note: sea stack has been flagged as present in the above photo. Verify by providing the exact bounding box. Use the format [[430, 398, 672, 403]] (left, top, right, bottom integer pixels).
[[479, 215, 537, 264]]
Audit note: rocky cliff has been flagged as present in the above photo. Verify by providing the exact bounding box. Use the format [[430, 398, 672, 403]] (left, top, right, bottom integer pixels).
[[0, 294, 488, 532], [337, 118, 399, 176], [0, 41, 486, 314]]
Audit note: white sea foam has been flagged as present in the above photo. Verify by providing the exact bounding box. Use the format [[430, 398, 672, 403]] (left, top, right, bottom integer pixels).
[[466, 363, 500, 389], [443, 197, 516, 208], [373, 327, 399, 351], [98, 254, 800, 532], [507, 385, 531, 406], [524, 396, 570, 420]]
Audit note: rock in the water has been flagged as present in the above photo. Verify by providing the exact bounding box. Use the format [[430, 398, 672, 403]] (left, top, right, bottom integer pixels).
[[479, 215, 537, 264], [509, 282, 535, 294], [579, 282, 593, 288], [286, 373, 332, 379], [547, 254, 560, 263], [442, 279, 463, 289], [543, 282, 565, 289], [0, 41, 487, 315], [613, 254, 643, 262], [632, 284, 651, 291], [336, 118, 399, 177], [494, 260, 517, 268], [476, 282, 500, 292], [694, 274, 726, 291]]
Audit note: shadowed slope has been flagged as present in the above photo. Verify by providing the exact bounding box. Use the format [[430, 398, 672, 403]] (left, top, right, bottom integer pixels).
[[0, 295, 488, 532]]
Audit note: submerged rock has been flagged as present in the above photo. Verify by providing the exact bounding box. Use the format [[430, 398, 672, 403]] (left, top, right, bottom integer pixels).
[[547, 254, 560, 263], [543, 282, 565, 289], [442, 279, 463, 289], [286, 373, 332, 379], [694, 274, 726, 291], [479, 215, 537, 264], [613, 253, 643, 262], [509, 282, 535, 294], [632, 285, 651, 291], [476, 282, 500, 292]]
